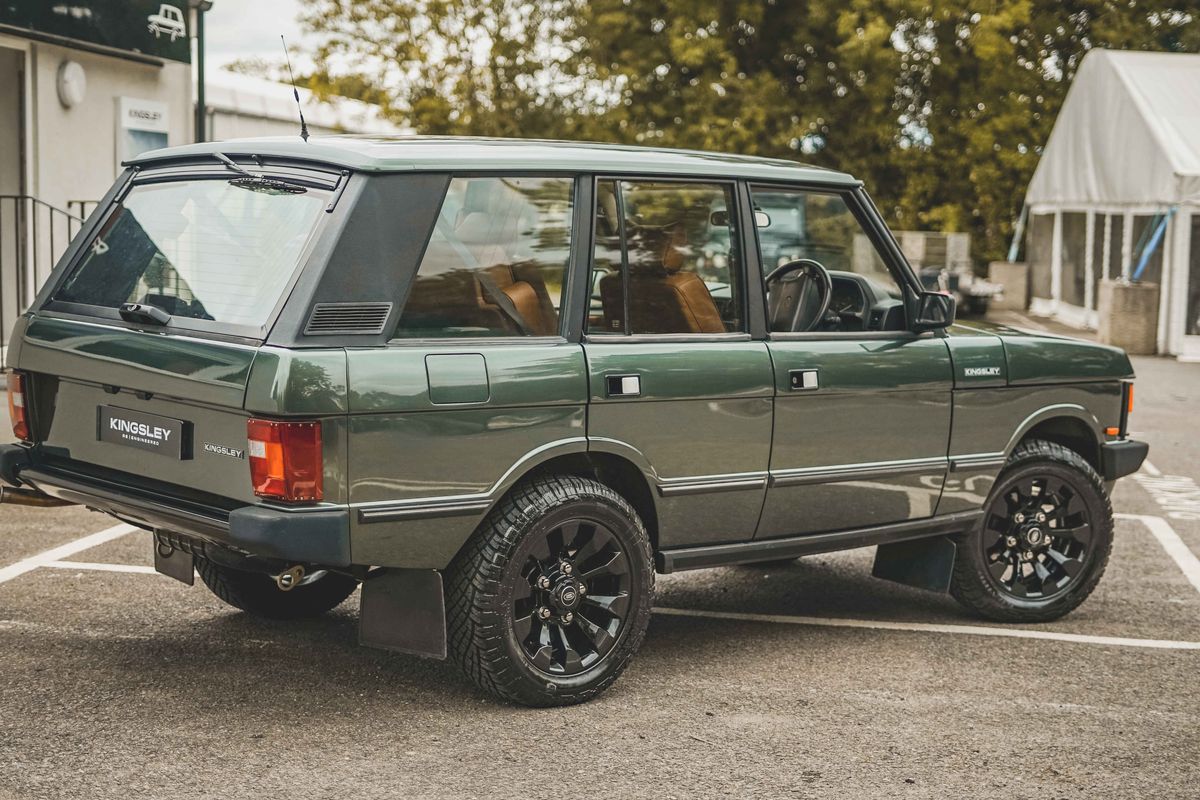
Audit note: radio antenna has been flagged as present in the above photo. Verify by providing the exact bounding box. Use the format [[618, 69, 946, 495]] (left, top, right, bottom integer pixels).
[[280, 35, 309, 142]]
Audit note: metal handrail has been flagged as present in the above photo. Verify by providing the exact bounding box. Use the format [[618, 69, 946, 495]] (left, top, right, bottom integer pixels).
[[1, 195, 90, 355]]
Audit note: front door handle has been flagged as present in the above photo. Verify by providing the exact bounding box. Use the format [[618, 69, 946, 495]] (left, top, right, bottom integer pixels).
[[788, 369, 819, 391], [605, 374, 641, 398]]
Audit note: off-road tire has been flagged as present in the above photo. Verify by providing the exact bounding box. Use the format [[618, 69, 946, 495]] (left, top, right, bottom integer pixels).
[[950, 439, 1113, 622], [196, 558, 359, 620], [444, 475, 654, 707]]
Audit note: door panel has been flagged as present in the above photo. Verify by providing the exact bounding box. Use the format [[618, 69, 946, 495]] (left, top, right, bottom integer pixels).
[[583, 341, 773, 548], [758, 336, 953, 537]]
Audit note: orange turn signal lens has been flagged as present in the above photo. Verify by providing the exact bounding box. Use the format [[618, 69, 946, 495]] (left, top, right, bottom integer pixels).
[[1127, 384, 1135, 414], [246, 418, 323, 502], [6, 371, 29, 442], [1105, 427, 1120, 437]]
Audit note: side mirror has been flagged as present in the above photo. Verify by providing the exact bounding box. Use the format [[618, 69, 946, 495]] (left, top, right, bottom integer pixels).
[[914, 291, 955, 332]]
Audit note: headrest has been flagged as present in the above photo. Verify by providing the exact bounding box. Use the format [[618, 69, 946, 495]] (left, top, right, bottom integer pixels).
[[456, 211, 493, 246], [627, 223, 689, 275], [661, 224, 687, 273], [597, 186, 619, 237]]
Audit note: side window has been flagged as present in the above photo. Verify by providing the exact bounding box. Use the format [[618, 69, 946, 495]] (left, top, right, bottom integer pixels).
[[588, 180, 743, 336], [750, 186, 908, 333], [394, 176, 573, 338]]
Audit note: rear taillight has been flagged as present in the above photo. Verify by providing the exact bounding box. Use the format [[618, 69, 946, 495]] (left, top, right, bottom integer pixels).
[[246, 419, 323, 502], [7, 371, 29, 441]]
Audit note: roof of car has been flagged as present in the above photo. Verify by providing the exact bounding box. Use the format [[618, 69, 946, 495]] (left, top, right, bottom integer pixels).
[[128, 135, 861, 186]]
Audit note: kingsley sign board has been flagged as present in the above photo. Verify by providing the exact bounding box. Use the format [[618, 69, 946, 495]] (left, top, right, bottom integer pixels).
[[0, 1, 191, 63]]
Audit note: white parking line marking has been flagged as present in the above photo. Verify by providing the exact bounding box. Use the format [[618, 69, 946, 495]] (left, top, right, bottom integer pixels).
[[0, 524, 137, 585], [1142, 459, 1163, 478], [653, 607, 1200, 650], [43, 560, 159, 575], [1117, 513, 1200, 595]]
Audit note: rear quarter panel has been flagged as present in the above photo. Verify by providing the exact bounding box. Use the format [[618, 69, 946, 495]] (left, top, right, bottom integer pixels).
[[344, 342, 588, 569]]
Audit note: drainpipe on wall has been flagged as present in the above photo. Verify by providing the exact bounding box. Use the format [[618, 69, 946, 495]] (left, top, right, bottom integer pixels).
[[190, 0, 214, 143]]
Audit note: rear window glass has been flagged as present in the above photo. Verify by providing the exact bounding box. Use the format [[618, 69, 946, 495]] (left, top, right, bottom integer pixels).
[[54, 179, 329, 329], [393, 176, 574, 338]]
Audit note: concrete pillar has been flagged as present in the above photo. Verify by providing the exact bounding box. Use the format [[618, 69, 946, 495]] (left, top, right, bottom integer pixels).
[[1050, 210, 1063, 311], [1098, 279, 1159, 355], [988, 262, 1029, 310], [1121, 212, 1134, 279]]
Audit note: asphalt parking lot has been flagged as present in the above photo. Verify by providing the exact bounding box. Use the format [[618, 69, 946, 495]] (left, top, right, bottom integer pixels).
[[2, 330, 1198, 798]]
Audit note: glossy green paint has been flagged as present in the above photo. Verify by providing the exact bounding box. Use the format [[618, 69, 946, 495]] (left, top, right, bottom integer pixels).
[[936, 382, 1123, 515], [758, 334, 953, 537], [3, 314, 27, 369], [244, 347, 349, 416], [582, 339, 774, 547], [16, 316, 254, 408], [952, 318, 1134, 385], [345, 341, 588, 568], [1003, 336, 1133, 385], [944, 325, 1008, 388], [425, 354, 490, 405], [129, 135, 859, 187], [37, 379, 260, 503]]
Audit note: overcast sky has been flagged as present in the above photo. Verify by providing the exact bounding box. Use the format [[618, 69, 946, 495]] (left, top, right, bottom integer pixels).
[[204, 0, 311, 69]]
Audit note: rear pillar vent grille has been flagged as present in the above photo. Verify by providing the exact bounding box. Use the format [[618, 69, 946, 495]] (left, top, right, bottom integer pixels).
[[304, 302, 394, 335]]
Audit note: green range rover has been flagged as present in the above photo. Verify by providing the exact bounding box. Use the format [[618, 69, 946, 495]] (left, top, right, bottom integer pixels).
[[1, 136, 1147, 706]]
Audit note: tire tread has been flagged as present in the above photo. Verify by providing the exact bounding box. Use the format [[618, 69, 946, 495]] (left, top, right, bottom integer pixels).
[[950, 438, 1113, 622], [444, 474, 653, 707]]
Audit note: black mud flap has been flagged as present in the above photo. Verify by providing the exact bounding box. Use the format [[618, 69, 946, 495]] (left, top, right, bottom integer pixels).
[[359, 568, 447, 659], [154, 540, 195, 585], [871, 536, 957, 593]]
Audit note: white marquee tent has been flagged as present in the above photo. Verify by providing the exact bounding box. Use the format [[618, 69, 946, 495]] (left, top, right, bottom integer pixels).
[[1023, 48, 1200, 358]]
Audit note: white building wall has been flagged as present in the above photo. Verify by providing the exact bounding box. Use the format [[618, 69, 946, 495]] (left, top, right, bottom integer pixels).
[[25, 40, 192, 210]]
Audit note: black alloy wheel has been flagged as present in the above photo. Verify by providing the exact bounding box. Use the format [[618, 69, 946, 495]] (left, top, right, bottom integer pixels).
[[950, 439, 1113, 623], [981, 474, 1093, 600], [513, 519, 632, 676], [445, 475, 654, 706]]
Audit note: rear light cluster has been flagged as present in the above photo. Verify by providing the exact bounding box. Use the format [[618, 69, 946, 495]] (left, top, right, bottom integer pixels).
[[246, 418, 323, 502], [7, 371, 29, 442]]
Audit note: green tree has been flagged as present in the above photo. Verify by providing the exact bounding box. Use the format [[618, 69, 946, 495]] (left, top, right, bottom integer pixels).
[[299, 0, 1200, 263]]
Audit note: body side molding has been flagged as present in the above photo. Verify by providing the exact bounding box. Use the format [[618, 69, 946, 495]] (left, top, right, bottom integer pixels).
[[656, 510, 983, 573]]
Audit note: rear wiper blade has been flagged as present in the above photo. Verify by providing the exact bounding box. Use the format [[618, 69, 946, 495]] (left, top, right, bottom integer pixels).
[[214, 152, 312, 195], [119, 302, 171, 326], [214, 152, 254, 178]]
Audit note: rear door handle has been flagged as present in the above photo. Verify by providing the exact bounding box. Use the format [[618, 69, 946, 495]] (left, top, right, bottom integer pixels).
[[605, 374, 641, 398]]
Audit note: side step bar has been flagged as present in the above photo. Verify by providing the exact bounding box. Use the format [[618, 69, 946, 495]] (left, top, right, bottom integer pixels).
[[655, 510, 984, 574]]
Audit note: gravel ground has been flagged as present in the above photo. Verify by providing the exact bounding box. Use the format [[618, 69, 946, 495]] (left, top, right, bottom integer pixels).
[[1, 335, 1197, 799]]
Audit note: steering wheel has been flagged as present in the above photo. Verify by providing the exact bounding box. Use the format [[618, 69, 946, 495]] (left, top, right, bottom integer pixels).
[[764, 258, 833, 333]]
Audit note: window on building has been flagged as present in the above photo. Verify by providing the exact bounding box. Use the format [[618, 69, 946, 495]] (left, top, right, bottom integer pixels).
[[394, 176, 574, 338]]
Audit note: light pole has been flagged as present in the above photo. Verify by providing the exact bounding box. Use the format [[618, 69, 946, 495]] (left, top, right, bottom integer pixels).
[[189, 0, 214, 142]]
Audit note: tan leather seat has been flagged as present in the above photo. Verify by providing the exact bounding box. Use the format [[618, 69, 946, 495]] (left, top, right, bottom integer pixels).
[[455, 207, 559, 336], [600, 223, 726, 334]]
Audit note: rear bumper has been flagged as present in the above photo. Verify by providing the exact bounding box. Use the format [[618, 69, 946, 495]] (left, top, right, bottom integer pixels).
[[1100, 438, 1149, 482], [0, 443, 351, 566]]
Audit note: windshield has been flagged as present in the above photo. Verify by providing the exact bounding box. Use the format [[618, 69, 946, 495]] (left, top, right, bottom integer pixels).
[[54, 178, 330, 329]]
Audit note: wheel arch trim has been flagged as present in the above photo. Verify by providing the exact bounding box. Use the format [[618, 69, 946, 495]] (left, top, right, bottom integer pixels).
[[1004, 404, 1102, 462]]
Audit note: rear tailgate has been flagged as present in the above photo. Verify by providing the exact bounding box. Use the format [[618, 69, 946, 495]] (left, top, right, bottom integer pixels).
[[16, 315, 259, 504]]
